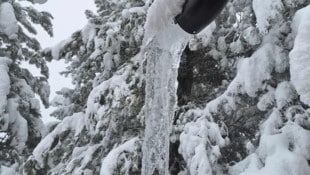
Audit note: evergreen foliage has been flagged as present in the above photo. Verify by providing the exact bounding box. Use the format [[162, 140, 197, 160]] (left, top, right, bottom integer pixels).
[[25, 0, 310, 174], [0, 0, 52, 174], [30, 1, 148, 174]]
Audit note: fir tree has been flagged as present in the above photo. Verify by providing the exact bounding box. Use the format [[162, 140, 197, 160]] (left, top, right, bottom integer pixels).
[[178, 0, 310, 174], [31, 0, 310, 174], [0, 0, 53, 174], [30, 1, 147, 174]]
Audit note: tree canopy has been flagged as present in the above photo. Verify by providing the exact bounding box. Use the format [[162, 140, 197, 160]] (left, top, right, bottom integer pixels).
[[1, 0, 310, 174]]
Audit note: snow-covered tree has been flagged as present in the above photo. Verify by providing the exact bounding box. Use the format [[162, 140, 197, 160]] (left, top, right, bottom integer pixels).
[[178, 0, 310, 174], [45, 1, 146, 120], [30, 0, 310, 174], [0, 0, 52, 174], [29, 1, 148, 174], [228, 2, 310, 174]]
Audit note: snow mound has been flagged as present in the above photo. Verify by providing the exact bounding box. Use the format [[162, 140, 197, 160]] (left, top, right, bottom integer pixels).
[[275, 81, 297, 110], [230, 106, 310, 175], [0, 164, 18, 175], [179, 118, 228, 175], [252, 0, 284, 33], [290, 5, 310, 106], [0, 2, 18, 39], [100, 137, 139, 175], [238, 44, 280, 97]]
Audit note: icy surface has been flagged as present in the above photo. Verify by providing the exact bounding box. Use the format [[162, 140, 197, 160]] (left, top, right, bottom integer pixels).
[[0, 2, 18, 39], [143, 0, 185, 40], [290, 5, 310, 106], [142, 0, 189, 174], [0, 57, 11, 116]]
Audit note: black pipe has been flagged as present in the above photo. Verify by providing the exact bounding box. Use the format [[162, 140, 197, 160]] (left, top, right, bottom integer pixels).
[[175, 0, 228, 34]]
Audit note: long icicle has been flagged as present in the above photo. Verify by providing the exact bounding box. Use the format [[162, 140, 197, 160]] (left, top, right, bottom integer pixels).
[[141, 0, 189, 173]]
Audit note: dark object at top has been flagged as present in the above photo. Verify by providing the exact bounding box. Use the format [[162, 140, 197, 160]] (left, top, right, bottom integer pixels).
[[175, 0, 228, 34]]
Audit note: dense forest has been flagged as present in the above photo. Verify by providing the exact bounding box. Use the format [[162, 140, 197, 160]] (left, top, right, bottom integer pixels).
[[0, 0, 310, 174]]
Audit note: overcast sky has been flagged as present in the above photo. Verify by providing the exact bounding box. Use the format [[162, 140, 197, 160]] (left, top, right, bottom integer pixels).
[[31, 0, 96, 122], [34, 0, 96, 47]]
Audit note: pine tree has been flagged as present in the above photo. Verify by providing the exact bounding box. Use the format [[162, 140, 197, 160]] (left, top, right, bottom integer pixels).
[[0, 0, 53, 174], [178, 0, 310, 174], [31, 0, 310, 174], [30, 1, 148, 174]]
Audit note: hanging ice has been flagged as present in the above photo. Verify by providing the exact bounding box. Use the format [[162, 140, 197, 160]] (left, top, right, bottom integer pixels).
[[142, 0, 189, 174]]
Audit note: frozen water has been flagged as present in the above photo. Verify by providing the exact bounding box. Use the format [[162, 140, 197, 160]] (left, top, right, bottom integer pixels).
[[142, 0, 189, 174]]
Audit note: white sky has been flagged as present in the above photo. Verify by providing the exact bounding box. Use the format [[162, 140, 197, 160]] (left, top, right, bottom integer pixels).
[[33, 0, 96, 47], [31, 0, 97, 122]]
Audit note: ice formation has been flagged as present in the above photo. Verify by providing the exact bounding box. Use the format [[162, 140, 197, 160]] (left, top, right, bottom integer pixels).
[[142, 0, 189, 174]]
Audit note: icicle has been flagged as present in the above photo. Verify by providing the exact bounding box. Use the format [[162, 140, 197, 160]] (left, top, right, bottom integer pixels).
[[141, 0, 189, 174]]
